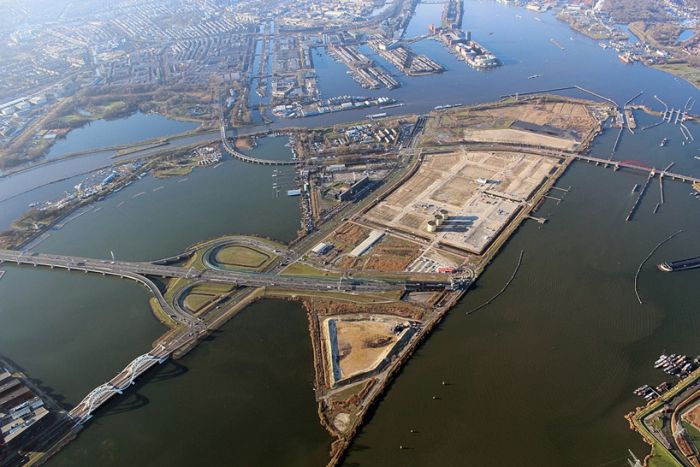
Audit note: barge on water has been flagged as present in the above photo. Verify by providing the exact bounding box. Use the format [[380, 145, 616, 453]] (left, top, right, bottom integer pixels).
[[658, 255, 700, 272]]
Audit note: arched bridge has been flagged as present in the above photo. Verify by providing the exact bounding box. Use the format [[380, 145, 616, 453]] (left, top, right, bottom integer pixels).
[[69, 350, 170, 424], [220, 124, 299, 166]]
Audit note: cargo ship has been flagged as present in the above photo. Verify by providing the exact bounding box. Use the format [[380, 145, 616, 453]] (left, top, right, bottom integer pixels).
[[658, 255, 700, 272]]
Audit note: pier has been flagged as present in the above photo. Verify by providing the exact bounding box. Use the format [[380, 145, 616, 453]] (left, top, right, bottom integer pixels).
[[611, 127, 624, 155], [626, 173, 652, 222], [526, 215, 547, 224]]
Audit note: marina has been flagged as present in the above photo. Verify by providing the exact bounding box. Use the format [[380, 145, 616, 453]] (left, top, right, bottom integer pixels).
[[634, 353, 699, 401]]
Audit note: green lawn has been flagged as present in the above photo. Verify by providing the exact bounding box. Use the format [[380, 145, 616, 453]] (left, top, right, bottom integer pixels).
[[656, 63, 700, 89], [183, 293, 214, 313], [280, 262, 341, 278], [214, 245, 270, 269]]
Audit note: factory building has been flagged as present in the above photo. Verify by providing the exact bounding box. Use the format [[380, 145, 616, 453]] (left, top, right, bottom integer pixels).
[[338, 175, 373, 201]]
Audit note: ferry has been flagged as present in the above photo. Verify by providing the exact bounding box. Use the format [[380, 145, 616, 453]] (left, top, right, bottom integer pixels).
[[660, 137, 668, 147]]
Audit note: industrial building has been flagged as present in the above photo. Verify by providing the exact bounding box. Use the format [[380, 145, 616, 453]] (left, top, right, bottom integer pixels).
[[0, 369, 49, 447], [312, 242, 334, 255], [338, 175, 373, 201]]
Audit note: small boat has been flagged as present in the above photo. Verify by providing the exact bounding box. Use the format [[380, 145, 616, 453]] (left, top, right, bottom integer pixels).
[[654, 355, 669, 368], [660, 137, 668, 147], [528, 74, 542, 79]]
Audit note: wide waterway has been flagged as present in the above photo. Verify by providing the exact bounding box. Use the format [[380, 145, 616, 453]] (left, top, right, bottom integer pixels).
[[0, 0, 699, 466], [45, 112, 198, 160]]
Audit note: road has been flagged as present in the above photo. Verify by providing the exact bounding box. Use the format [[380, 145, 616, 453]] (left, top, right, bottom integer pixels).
[[0, 249, 452, 293]]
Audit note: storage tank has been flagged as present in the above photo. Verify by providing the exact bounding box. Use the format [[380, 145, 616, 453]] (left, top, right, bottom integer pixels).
[[433, 214, 443, 226], [426, 220, 437, 233]]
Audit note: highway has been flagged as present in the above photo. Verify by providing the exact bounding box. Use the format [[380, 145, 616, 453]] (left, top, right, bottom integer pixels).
[[0, 249, 452, 293]]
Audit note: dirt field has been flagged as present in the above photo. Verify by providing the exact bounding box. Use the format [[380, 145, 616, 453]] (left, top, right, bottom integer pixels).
[[364, 149, 555, 254], [335, 319, 400, 379], [463, 128, 578, 150], [424, 99, 601, 147], [324, 316, 416, 382], [683, 402, 700, 432], [361, 235, 421, 272], [333, 223, 370, 251]]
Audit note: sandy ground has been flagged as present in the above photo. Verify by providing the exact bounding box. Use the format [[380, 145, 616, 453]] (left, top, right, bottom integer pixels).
[[336, 320, 399, 379], [363, 149, 555, 254], [683, 401, 700, 432], [463, 128, 578, 150]]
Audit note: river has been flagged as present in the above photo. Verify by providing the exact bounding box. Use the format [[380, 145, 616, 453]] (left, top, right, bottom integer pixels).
[[0, 0, 699, 466], [46, 112, 198, 160]]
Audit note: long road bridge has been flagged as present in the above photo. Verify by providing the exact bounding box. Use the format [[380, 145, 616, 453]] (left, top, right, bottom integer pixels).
[[0, 246, 455, 425], [0, 249, 452, 293], [453, 142, 700, 185]]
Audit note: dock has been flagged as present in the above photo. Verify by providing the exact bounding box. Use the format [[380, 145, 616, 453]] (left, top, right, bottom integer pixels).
[[526, 215, 547, 224], [611, 127, 624, 155], [626, 173, 652, 222]]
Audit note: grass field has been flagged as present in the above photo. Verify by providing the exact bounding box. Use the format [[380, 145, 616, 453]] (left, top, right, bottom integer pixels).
[[656, 63, 700, 89], [280, 262, 341, 278], [181, 283, 234, 313], [183, 293, 214, 313], [214, 245, 271, 269]]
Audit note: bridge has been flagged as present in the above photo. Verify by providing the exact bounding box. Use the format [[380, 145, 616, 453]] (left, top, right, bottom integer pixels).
[[0, 250, 453, 293], [219, 124, 299, 166], [0, 245, 455, 425], [453, 142, 700, 185], [570, 154, 700, 184], [69, 348, 170, 423]]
